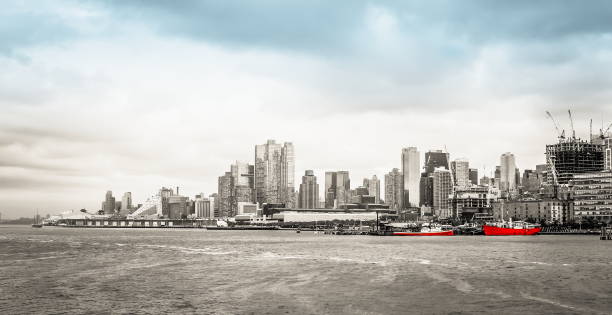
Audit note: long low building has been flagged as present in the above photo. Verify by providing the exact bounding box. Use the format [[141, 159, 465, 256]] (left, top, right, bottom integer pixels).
[[271, 211, 381, 226], [571, 170, 612, 223], [492, 199, 573, 224]]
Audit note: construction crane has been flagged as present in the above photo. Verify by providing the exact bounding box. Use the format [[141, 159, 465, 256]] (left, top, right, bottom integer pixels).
[[546, 111, 565, 141], [568, 109, 576, 139], [601, 121, 612, 139]]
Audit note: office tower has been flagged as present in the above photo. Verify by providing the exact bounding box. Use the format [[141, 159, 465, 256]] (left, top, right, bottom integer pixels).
[[402, 147, 420, 207], [432, 168, 453, 218], [469, 168, 478, 186], [363, 175, 381, 203], [325, 171, 350, 208], [298, 170, 319, 208], [254, 140, 295, 207], [451, 159, 470, 188], [103, 191, 115, 214], [420, 149, 449, 208], [218, 172, 232, 217], [545, 138, 604, 184], [208, 194, 218, 218], [423, 150, 450, 174], [494, 166, 501, 188], [230, 161, 255, 216], [121, 192, 132, 215], [515, 168, 521, 187], [522, 170, 540, 193], [385, 168, 404, 210], [115, 201, 121, 212], [325, 172, 337, 208], [500, 153, 517, 192]]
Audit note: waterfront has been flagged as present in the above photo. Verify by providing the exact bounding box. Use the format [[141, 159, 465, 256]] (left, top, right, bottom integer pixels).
[[1, 226, 611, 314]]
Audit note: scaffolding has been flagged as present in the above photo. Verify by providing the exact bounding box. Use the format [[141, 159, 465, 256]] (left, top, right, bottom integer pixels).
[[545, 138, 604, 184]]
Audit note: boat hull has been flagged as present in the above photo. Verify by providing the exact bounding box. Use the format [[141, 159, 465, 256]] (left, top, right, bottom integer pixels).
[[392, 230, 454, 236], [483, 225, 541, 236]]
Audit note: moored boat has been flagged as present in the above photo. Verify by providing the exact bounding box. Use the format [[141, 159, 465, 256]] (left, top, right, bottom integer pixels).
[[377, 223, 454, 236], [483, 221, 541, 236]]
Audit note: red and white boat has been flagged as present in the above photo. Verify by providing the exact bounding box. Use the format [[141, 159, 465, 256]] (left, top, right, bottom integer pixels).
[[483, 220, 541, 236]]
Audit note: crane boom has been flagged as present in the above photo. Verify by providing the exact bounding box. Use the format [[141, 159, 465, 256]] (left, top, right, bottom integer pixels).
[[546, 111, 564, 139], [603, 121, 612, 138]]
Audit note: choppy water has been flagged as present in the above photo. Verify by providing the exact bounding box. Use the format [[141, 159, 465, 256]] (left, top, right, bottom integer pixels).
[[1, 226, 611, 315]]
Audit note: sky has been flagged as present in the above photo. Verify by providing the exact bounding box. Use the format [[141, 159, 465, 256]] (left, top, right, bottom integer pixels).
[[2, 0, 612, 218]]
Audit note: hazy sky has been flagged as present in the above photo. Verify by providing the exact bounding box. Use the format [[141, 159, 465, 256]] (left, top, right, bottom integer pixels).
[[2, 1, 612, 218]]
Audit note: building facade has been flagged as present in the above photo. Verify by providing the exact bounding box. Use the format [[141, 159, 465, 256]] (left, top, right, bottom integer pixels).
[[254, 140, 295, 207], [363, 175, 381, 204], [298, 170, 319, 209], [451, 159, 470, 188], [385, 168, 404, 210], [103, 191, 115, 214], [121, 192, 132, 215], [500, 152, 517, 192], [432, 168, 453, 218], [571, 170, 612, 223], [325, 171, 350, 208], [492, 199, 573, 224], [401, 147, 420, 207]]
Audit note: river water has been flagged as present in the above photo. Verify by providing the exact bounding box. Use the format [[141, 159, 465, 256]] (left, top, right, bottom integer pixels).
[[1, 226, 611, 314]]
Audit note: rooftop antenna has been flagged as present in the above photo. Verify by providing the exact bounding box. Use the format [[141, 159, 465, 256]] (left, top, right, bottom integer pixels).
[[568, 109, 575, 140]]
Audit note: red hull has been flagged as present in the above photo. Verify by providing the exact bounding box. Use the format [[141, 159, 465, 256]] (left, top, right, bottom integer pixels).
[[483, 225, 541, 236], [392, 230, 454, 236]]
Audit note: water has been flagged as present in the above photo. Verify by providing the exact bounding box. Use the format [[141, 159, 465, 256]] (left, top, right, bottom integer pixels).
[[1, 226, 611, 315]]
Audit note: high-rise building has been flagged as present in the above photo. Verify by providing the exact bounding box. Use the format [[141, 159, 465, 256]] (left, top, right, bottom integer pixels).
[[500, 153, 517, 192], [402, 147, 420, 208], [325, 171, 350, 208], [451, 159, 470, 188], [545, 139, 604, 184], [424, 150, 450, 174], [254, 140, 295, 207], [230, 161, 255, 216], [522, 169, 540, 193], [298, 170, 319, 208], [103, 191, 115, 214], [469, 168, 478, 186], [571, 170, 612, 223], [385, 168, 403, 210], [363, 175, 381, 204], [121, 192, 132, 215], [218, 172, 232, 217], [432, 168, 453, 219], [420, 150, 449, 207]]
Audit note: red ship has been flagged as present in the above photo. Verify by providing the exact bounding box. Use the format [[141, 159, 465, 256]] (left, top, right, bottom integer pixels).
[[483, 221, 541, 236]]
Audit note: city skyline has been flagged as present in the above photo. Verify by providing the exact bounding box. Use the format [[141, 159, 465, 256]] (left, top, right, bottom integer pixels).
[[3, 1, 612, 218]]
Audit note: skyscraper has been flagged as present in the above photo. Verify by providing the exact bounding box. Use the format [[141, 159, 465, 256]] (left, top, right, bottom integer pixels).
[[298, 170, 319, 208], [230, 161, 255, 216], [451, 159, 470, 188], [217, 172, 232, 217], [385, 168, 404, 210], [325, 171, 350, 208], [500, 152, 517, 192], [423, 150, 450, 174], [363, 175, 381, 204], [420, 149, 449, 207], [254, 140, 295, 207], [401, 147, 420, 207], [469, 168, 478, 186], [432, 168, 453, 218], [121, 192, 132, 215], [103, 191, 115, 214]]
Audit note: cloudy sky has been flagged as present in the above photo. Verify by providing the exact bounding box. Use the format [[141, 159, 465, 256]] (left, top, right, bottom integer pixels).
[[2, 0, 612, 218]]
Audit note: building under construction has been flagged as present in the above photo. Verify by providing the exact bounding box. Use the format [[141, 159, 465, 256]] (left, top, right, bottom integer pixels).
[[546, 138, 605, 185]]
